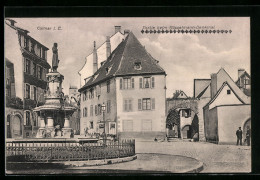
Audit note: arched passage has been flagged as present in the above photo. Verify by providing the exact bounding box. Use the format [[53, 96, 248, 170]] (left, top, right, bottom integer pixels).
[[166, 109, 180, 138], [243, 118, 251, 142], [12, 115, 22, 138]]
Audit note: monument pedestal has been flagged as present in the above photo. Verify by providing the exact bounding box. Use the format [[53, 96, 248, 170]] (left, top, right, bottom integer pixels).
[[62, 128, 72, 138]]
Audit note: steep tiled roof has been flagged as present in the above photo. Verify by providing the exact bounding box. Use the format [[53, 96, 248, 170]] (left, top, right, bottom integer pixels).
[[193, 79, 211, 98], [79, 32, 166, 91]]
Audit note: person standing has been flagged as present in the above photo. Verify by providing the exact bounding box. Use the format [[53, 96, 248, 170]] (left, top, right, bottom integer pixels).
[[246, 126, 251, 146], [236, 127, 243, 146]]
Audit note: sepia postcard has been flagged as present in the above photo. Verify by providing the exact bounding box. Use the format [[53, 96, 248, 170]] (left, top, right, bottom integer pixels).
[[4, 16, 251, 174]]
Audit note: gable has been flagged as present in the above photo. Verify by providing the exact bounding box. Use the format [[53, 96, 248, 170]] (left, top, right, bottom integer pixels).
[[209, 83, 243, 110], [216, 68, 250, 104]]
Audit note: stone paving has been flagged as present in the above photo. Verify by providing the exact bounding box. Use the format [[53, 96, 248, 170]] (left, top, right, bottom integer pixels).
[[6, 139, 251, 174], [135, 140, 251, 173]]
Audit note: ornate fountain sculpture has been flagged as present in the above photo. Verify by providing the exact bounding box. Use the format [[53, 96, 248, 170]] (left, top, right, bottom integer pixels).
[[34, 43, 76, 138]]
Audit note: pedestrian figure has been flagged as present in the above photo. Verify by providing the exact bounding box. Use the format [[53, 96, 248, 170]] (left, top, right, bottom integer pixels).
[[246, 126, 251, 146], [85, 127, 88, 137], [236, 127, 243, 146]]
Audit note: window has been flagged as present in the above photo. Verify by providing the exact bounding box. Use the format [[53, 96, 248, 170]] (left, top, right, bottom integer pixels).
[[121, 78, 134, 89], [139, 98, 155, 110], [107, 80, 110, 93], [131, 78, 135, 88], [25, 84, 30, 99], [107, 100, 111, 113], [134, 62, 142, 70], [31, 42, 35, 53], [90, 122, 94, 129], [6, 78, 10, 86], [90, 88, 94, 99], [33, 86, 37, 100], [139, 78, 143, 88], [144, 77, 150, 88], [26, 111, 30, 126], [25, 59, 31, 74], [182, 109, 191, 118], [123, 99, 132, 112], [227, 89, 231, 95], [32, 63, 37, 76], [24, 37, 28, 49], [42, 49, 46, 60], [90, 105, 93, 116], [98, 104, 102, 115], [95, 105, 97, 116], [142, 98, 151, 110], [39, 46, 42, 58], [37, 66, 42, 80], [85, 107, 88, 117], [83, 91, 87, 101], [244, 79, 250, 85]]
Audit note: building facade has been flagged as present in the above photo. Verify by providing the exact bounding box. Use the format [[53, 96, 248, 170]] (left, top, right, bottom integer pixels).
[[5, 19, 51, 138], [79, 32, 166, 139], [200, 68, 251, 144]]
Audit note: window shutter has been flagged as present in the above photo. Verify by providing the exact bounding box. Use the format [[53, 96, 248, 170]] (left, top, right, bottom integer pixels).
[[131, 78, 135, 89], [83, 108, 85, 117], [23, 58, 26, 72], [129, 99, 132, 111], [151, 77, 155, 88], [120, 79, 122, 89], [138, 99, 142, 110], [152, 98, 155, 109], [86, 107, 88, 117], [139, 78, 143, 89], [24, 112, 27, 125], [24, 83, 26, 98], [30, 85, 34, 100]]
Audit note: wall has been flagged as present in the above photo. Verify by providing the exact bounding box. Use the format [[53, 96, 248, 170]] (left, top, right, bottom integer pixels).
[[197, 97, 211, 141], [5, 25, 24, 99], [217, 105, 251, 144], [116, 75, 166, 138], [80, 78, 117, 135], [204, 106, 218, 142], [209, 84, 243, 110]]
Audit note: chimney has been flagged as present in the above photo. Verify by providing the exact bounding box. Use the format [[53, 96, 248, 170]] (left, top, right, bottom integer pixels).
[[106, 36, 111, 59], [210, 73, 217, 98], [238, 68, 245, 78], [124, 29, 130, 38], [93, 41, 98, 74], [115, 26, 121, 33]]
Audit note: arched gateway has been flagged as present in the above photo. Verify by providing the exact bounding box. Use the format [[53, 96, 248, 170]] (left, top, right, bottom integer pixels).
[[166, 99, 199, 140]]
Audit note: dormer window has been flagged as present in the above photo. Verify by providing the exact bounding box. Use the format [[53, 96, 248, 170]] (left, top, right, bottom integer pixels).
[[106, 66, 112, 75], [134, 62, 142, 70]]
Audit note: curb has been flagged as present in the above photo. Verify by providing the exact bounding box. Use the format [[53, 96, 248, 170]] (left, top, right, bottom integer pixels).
[[6, 155, 137, 169]]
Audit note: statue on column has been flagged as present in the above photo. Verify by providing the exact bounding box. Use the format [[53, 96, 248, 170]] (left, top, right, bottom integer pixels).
[[52, 43, 59, 72]]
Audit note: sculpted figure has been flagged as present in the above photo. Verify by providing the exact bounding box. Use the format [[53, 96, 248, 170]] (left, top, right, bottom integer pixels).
[[52, 43, 59, 72]]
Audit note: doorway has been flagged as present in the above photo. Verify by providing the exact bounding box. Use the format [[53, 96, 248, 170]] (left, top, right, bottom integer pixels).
[[182, 125, 191, 139], [12, 115, 22, 138]]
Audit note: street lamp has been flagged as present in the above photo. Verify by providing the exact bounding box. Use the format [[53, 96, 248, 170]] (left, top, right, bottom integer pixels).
[[101, 103, 106, 146]]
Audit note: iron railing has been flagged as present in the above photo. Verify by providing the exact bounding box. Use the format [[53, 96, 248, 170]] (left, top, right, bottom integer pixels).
[[6, 139, 135, 162]]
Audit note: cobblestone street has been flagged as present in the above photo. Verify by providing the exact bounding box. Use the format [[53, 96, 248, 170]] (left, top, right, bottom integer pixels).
[[135, 140, 251, 173]]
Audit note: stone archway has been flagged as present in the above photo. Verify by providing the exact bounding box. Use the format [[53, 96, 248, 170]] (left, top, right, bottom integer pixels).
[[243, 118, 251, 142], [166, 109, 181, 138], [11, 114, 22, 138]]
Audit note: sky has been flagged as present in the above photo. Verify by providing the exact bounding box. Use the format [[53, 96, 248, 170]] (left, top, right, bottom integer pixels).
[[9, 17, 250, 98]]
